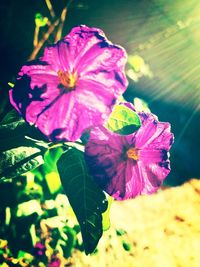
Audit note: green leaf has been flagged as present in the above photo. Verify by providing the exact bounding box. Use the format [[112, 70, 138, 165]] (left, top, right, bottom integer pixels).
[[116, 229, 127, 236], [35, 13, 48, 27], [57, 148, 108, 254], [0, 111, 29, 151], [33, 147, 63, 194], [1, 109, 21, 124], [62, 226, 77, 258], [106, 104, 141, 135], [45, 171, 61, 195], [0, 110, 48, 180], [0, 146, 44, 180], [44, 147, 64, 172], [122, 240, 132, 251], [0, 109, 48, 152], [102, 195, 113, 231], [17, 250, 34, 262]]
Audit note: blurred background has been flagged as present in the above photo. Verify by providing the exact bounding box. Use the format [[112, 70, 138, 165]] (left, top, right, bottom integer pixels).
[[0, 0, 200, 185]]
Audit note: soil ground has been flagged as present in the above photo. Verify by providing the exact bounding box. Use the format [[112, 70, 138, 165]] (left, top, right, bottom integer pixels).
[[69, 179, 200, 267]]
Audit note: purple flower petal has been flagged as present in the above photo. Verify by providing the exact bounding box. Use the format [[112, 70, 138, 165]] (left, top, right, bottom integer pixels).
[[42, 40, 73, 72], [85, 108, 174, 200], [9, 25, 128, 141], [135, 112, 173, 150]]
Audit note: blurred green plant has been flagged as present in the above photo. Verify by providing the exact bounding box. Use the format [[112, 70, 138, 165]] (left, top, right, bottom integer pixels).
[[0, 151, 82, 266], [0, 111, 85, 264], [0, 96, 141, 264], [126, 55, 153, 82]]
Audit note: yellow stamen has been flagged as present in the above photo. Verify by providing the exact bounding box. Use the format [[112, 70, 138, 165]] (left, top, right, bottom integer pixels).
[[57, 70, 77, 89], [126, 147, 139, 161]]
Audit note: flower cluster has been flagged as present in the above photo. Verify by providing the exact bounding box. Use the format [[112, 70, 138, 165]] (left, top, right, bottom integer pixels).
[[9, 25, 173, 201]]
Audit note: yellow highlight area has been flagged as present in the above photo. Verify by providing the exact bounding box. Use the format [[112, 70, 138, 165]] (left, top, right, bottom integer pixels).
[[45, 171, 61, 194], [126, 147, 139, 161], [128, 55, 144, 72], [58, 70, 77, 89], [8, 82, 14, 88]]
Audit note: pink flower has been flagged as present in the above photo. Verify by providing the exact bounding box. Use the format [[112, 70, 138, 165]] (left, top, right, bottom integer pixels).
[[33, 242, 46, 256], [85, 111, 174, 200], [9, 25, 128, 141], [48, 259, 61, 267]]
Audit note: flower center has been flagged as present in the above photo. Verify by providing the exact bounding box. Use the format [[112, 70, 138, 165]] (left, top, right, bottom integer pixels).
[[57, 70, 77, 89], [126, 147, 139, 161]]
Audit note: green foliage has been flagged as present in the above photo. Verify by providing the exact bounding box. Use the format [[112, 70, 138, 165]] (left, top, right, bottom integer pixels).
[[57, 148, 108, 254], [61, 226, 78, 258], [122, 240, 131, 251], [116, 229, 127, 236], [106, 104, 141, 135], [33, 147, 63, 195], [0, 146, 44, 180], [17, 250, 34, 265], [35, 13, 48, 27], [0, 174, 81, 265], [0, 110, 47, 181], [0, 109, 113, 258], [102, 194, 113, 231], [0, 110, 30, 151]]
